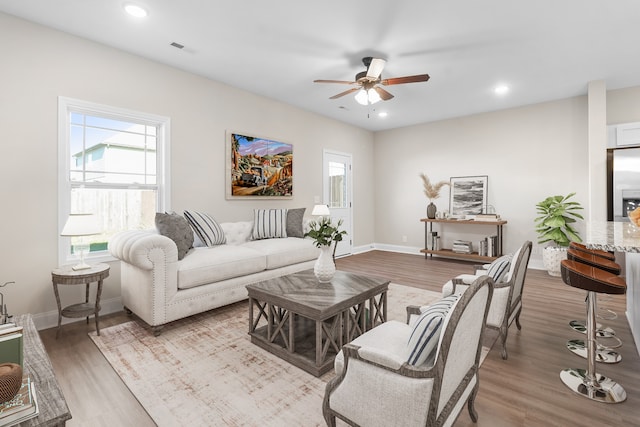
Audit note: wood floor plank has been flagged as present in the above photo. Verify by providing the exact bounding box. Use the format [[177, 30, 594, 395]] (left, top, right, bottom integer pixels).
[[37, 251, 640, 426]]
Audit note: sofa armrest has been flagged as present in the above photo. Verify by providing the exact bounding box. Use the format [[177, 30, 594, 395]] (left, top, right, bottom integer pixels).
[[109, 230, 178, 270]]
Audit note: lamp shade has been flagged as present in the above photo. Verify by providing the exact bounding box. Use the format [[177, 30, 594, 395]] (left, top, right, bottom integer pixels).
[[61, 213, 101, 236], [311, 204, 331, 216]]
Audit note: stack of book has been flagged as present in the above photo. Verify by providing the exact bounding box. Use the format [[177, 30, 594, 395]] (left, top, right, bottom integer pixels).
[[0, 375, 39, 426], [474, 213, 501, 222], [0, 323, 23, 367], [452, 240, 473, 254], [478, 236, 499, 257]]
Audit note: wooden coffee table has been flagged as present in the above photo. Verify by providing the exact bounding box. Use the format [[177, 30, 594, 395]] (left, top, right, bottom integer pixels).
[[246, 269, 389, 377]]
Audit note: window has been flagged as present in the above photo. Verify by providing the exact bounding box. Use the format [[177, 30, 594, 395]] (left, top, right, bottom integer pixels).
[[58, 97, 170, 265]]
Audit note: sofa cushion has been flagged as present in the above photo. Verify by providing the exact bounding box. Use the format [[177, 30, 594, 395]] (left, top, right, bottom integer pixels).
[[221, 221, 254, 245], [252, 209, 288, 239], [184, 210, 226, 247], [406, 294, 460, 366], [176, 245, 266, 290], [286, 208, 306, 238], [155, 212, 193, 260], [241, 237, 319, 269]]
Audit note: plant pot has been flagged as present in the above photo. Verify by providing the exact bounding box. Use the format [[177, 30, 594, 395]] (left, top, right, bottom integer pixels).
[[314, 245, 336, 283], [426, 202, 437, 219], [542, 246, 567, 277]]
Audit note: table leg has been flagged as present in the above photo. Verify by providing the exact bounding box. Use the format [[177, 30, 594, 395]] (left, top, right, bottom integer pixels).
[[289, 312, 295, 353], [95, 279, 103, 336], [248, 297, 254, 333], [315, 319, 322, 367], [85, 283, 90, 324], [53, 282, 62, 339]]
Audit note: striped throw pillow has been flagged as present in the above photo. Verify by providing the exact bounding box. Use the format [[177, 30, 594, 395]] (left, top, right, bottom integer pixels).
[[252, 209, 288, 239], [486, 254, 513, 283], [183, 211, 226, 247], [406, 294, 460, 366]]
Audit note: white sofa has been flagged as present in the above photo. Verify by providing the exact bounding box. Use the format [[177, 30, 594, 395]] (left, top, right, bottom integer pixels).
[[109, 220, 319, 334]]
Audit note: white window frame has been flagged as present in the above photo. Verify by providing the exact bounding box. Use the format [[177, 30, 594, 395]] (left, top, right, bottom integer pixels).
[[58, 96, 171, 266]]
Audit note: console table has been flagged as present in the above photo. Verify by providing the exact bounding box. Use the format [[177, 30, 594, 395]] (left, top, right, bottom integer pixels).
[[15, 314, 72, 426], [420, 218, 507, 262]]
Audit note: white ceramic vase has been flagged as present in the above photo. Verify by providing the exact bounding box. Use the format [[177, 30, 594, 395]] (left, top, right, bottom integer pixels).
[[314, 245, 336, 283], [542, 246, 567, 277]]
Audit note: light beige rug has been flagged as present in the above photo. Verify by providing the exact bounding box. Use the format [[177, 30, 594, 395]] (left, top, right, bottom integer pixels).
[[90, 283, 495, 426]]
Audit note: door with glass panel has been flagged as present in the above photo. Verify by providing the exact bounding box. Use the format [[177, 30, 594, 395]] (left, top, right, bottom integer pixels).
[[323, 150, 352, 257]]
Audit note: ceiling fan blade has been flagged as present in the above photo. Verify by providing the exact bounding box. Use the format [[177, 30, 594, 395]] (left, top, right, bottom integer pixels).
[[380, 74, 430, 85], [329, 87, 360, 99], [373, 86, 394, 101], [314, 79, 356, 85], [366, 58, 386, 79]]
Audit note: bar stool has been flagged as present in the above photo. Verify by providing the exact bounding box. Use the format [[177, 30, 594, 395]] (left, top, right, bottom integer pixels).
[[567, 248, 620, 340], [560, 260, 627, 403], [566, 248, 623, 363], [569, 241, 615, 261], [569, 242, 619, 320]]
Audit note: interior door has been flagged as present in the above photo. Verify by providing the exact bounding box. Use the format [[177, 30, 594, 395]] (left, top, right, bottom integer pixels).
[[323, 150, 352, 257]]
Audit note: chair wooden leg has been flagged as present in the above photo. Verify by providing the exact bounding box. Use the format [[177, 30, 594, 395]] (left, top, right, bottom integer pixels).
[[515, 307, 523, 330], [323, 414, 336, 427], [467, 384, 479, 422], [500, 326, 509, 360]]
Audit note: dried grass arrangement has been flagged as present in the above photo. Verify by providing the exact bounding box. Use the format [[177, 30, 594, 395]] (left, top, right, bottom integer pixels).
[[420, 173, 449, 201]]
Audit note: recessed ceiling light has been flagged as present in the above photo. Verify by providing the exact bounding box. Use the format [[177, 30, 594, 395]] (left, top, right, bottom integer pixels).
[[378, 112, 388, 118], [124, 3, 148, 18], [494, 85, 510, 95]]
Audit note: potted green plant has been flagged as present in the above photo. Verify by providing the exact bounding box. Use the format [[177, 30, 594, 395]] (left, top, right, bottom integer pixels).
[[305, 217, 347, 282], [420, 173, 449, 219], [534, 192, 584, 276]]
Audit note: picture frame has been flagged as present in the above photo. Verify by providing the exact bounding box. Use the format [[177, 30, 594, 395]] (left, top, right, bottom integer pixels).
[[226, 131, 293, 199], [449, 175, 488, 216]]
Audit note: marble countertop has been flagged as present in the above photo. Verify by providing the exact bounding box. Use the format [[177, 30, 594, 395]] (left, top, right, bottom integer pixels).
[[585, 221, 640, 252]]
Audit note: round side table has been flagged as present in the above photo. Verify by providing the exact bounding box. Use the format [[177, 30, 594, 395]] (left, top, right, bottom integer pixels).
[[51, 263, 110, 338]]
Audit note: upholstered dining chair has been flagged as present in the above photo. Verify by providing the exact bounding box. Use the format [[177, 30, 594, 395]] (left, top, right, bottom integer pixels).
[[323, 276, 494, 427], [441, 240, 532, 360]]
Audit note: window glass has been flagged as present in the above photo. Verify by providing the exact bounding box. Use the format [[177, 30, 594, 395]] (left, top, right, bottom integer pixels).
[[59, 98, 168, 263]]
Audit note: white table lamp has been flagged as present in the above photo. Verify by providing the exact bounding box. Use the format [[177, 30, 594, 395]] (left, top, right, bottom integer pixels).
[[61, 213, 101, 270], [311, 204, 330, 217]]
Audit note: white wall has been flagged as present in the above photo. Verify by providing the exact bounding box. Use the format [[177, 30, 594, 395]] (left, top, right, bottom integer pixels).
[[0, 13, 375, 321], [373, 97, 591, 267]]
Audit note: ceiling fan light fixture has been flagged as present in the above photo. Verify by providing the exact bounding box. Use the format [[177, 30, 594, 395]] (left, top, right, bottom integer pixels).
[[368, 89, 382, 104], [355, 89, 369, 105], [355, 88, 381, 105]]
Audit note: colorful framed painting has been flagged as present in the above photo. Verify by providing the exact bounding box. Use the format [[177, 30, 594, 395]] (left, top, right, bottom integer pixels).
[[449, 175, 488, 216], [226, 131, 293, 199]]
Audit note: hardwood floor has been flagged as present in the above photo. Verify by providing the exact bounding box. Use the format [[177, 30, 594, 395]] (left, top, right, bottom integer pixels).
[[38, 251, 640, 426]]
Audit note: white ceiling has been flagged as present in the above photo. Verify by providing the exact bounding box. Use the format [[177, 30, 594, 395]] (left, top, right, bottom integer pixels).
[[2, 0, 640, 131]]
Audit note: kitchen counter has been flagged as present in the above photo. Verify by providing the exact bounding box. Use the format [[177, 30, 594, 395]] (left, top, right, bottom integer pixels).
[[585, 221, 640, 356]]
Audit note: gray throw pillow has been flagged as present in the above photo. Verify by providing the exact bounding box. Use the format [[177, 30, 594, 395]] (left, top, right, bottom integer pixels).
[[155, 212, 194, 260], [286, 208, 306, 238]]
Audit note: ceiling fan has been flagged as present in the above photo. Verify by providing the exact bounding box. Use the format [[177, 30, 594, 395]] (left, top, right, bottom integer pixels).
[[314, 57, 430, 105]]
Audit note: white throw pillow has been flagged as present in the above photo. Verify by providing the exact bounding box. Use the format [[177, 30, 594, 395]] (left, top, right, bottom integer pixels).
[[252, 209, 288, 239], [486, 253, 513, 283], [183, 210, 227, 247], [406, 294, 460, 366]]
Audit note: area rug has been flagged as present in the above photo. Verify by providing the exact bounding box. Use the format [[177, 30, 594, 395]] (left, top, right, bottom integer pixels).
[[90, 283, 496, 426]]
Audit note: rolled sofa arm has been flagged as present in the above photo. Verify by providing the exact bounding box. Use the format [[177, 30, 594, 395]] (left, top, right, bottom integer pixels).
[[109, 230, 178, 269]]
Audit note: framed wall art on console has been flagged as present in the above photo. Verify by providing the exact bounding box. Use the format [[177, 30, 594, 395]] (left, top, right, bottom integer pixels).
[[449, 175, 488, 216]]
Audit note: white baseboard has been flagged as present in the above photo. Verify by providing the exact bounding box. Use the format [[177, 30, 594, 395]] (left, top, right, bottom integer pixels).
[[30, 296, 123, 331]]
